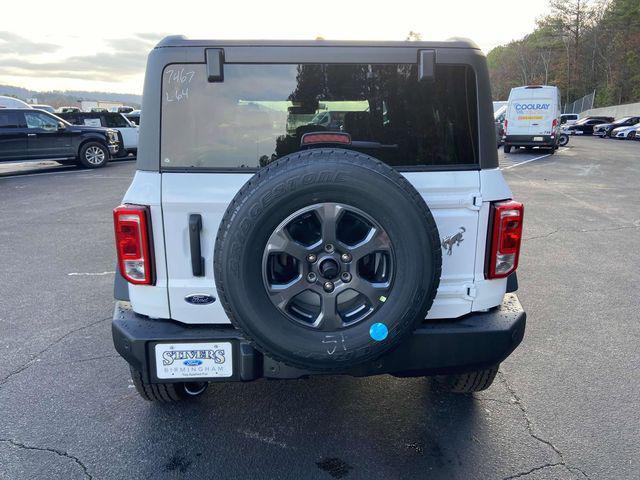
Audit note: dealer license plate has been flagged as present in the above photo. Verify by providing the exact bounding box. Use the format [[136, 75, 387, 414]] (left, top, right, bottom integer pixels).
[[533, 136, 543, 141], [155, 342, 233, 379]]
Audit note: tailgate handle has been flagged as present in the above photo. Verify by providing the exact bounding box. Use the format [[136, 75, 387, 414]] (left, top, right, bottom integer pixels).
[[189, 214, 205, 277]]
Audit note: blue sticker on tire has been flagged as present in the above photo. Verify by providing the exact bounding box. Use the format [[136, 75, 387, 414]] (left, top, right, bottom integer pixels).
[[370, 323, 388, 341]]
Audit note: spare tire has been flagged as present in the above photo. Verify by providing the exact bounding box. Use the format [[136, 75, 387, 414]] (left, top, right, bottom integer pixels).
[[214, 149, 441, 371]]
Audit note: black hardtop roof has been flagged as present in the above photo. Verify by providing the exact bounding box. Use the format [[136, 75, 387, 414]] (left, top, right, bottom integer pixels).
[[155, 35, 480, 50]]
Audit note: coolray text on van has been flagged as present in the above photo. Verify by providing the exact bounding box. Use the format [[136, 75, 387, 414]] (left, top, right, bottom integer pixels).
[[503, 85, 560, 154], [112, 36, 526, 402]]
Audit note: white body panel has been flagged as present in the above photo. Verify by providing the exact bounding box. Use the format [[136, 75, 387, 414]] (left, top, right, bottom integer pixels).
[[116, 125, 139, 150], [121, 171, 170, 319], [123, 167, 513, 324], [117, 169, 513, 324], [506, 86, 560, 137]]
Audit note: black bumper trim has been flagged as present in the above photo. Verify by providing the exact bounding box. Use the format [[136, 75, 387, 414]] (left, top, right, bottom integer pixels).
[[112, 294, 526, 383], [505, 135, 556, 147], [113, 264, 129, 301]]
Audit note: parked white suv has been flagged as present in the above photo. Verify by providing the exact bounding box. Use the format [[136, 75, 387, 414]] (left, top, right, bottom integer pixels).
[[112, 37, 526, 402]]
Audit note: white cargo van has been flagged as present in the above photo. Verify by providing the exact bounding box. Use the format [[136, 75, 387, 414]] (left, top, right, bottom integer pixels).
[[503, 85, 560, 154]]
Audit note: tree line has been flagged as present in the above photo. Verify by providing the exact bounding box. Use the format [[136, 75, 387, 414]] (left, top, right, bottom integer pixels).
[[487, 0, 640, 108]]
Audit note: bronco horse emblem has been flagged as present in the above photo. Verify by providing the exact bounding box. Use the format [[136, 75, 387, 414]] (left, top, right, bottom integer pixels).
[[441, 227, 466, 256]]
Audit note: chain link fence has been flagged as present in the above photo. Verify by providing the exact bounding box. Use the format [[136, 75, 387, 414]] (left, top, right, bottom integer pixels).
[[563, 90, 595, 114]]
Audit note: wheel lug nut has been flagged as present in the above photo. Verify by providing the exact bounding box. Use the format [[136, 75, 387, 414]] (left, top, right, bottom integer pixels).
[[323, 281, 334, 292], [324, 244, 334, 253], [341, 272, 351, 282], [307, 253, 317, 263], [340, 253, 352, 263], [307, 272, 317, 283]]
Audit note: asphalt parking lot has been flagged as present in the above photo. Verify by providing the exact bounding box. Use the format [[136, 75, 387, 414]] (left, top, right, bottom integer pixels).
[[0, 136, 638, 480]]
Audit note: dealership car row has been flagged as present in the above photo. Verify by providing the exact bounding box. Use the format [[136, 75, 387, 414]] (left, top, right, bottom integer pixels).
[[0, 94, 140, 168]]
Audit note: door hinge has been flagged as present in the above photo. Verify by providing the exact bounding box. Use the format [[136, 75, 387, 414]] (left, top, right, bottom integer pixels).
[[467, 193, 482, 210], [464, 284, 477, 300]]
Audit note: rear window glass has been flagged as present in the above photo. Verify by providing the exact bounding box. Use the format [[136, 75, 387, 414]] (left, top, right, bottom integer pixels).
[[103, 114, 130, 128], [161, 63, 478, 170]]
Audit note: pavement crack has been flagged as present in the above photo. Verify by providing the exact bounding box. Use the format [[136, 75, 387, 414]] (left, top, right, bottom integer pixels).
[[0, 438, 92, 479], [0, 316, 111, 389], [502, 462, 562, 479], [525, 223, 639, 241], [476, 397, 515, 406], [47, 353, 119, 367], [497, 371, 591, 480]]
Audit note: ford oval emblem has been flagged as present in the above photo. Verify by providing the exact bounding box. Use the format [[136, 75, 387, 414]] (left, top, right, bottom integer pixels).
[[183, 359, 203, 366], [184, 294, 216, 305]]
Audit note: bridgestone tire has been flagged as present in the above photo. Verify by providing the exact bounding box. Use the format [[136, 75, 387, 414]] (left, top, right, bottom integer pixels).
[[434, 365, 499, 393], [129, 367, 208, 402], [214, 149, 442, 372]]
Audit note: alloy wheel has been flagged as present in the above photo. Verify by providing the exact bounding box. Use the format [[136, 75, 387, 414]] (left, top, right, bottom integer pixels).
[[262, 203, 394, 330]]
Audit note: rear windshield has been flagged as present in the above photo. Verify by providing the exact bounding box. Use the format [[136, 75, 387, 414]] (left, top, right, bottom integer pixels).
[[161, 63, 478, 170]]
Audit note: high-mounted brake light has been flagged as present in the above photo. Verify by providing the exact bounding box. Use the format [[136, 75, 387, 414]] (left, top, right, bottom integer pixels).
[[113, 204, 154, 285], [486, 200, 524, 279], [301, 132, 351, 146]]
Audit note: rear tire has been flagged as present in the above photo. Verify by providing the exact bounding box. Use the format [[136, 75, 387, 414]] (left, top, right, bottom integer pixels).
[[78, 141, 109, 168], [129, 367, 208, 402], [504, 144, 512, 153], [434, 365, 499, 393], [558, 134, 569, 146]]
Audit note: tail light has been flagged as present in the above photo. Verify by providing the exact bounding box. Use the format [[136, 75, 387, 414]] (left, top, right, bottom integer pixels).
[[113, 204, 154, 285], [551, 118, 558, 137], [504, 119, 508, 135], [486, 200, 524, 279]]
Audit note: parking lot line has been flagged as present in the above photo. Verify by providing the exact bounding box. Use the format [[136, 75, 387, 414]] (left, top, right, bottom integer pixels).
[[502, 147, 569, 170]]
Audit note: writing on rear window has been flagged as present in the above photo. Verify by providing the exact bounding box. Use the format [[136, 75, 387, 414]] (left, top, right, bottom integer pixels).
[[161, 63, 478, 169]]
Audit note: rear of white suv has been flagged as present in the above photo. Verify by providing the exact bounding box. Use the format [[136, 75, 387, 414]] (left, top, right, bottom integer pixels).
[[112, 37, 526, 402]]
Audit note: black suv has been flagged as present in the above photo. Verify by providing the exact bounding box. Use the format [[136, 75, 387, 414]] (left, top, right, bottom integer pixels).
[[0, 109, 120, 168], [565, 117, 612, 135]]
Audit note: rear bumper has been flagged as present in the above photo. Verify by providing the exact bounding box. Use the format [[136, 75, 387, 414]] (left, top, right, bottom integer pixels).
[[505, 135, 556, 147], [112, 294, 526, 383]]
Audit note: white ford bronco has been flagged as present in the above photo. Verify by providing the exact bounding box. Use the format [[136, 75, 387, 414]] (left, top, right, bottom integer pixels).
[[112, 37, 526, 402]]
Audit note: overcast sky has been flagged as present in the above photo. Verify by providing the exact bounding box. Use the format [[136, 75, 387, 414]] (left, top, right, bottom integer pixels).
[[0, 0, 549, 94]]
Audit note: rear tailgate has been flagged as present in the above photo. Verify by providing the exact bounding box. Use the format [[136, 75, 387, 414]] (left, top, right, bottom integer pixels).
[[161, 171, 482, 324]]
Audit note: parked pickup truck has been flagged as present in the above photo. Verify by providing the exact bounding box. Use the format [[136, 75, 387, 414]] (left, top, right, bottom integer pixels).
[[112, 37, 526, 402], [57, 111, 138, 157], [0, 108, 119, 168]]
